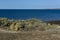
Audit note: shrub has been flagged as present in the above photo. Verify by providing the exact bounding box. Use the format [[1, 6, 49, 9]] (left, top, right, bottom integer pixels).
[[10, 23, 15, 30], [0, 18, 56, 31], [14, 22, 20, 31]]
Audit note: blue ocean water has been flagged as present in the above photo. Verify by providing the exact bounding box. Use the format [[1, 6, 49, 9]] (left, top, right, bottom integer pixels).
[[0, 9, 60, 21]]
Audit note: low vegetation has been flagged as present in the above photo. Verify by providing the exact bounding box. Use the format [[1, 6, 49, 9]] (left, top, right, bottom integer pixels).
[[0, 17, 59, 31], [0, 18, 60, 40]]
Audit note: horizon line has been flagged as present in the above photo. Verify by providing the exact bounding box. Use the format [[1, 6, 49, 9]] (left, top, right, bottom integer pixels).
[[0, 9, 60, 10]]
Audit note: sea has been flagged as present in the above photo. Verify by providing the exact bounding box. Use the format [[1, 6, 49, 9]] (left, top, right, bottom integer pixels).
[[0, 9, 60, 21]]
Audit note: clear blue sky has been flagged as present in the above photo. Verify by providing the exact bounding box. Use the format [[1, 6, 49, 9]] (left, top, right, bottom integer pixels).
[[0, 0, 60, 9]]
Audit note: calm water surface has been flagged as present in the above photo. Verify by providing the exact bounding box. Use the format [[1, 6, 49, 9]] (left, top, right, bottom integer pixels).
[[0, 9, 60, 21]]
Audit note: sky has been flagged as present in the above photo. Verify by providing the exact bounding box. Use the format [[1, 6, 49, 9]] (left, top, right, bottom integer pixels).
[[0, 0, 60, 9]]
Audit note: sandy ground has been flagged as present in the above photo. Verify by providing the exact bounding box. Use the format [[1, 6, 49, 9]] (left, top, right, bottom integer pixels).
[[0, 29, 60, 40]]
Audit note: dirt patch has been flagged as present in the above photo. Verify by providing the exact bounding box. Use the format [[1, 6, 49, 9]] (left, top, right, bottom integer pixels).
[[0, 31, 60, 40]]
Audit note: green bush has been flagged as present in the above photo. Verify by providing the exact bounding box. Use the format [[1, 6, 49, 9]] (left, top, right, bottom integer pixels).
[[10, 23, 15, 30], [0, 18, 56, 31]]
